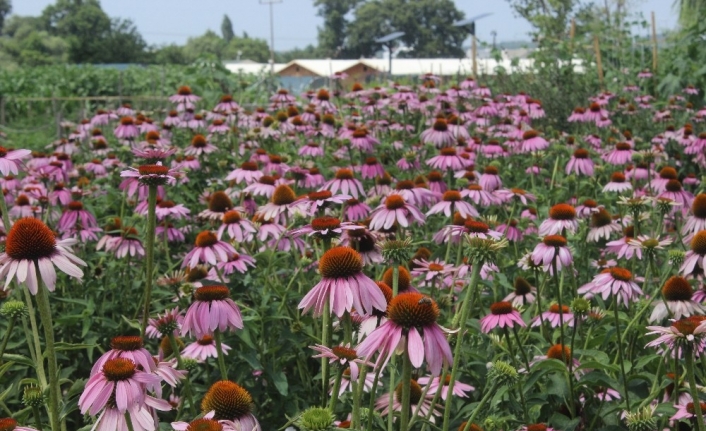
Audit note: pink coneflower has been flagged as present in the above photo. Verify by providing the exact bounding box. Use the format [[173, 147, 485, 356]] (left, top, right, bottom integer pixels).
[[538, 204, 579, 236], [650, 276, 704, 322], [683, 194, 706, 240], [426, 190, 478, 219], [521, 423, 557, 431], [0, 147, 30, 176], [217, 251, 256, 275], [587, 208, 621, 242], [79, 357, 162, 415], [480, 301, 526, 333], [671, 401, 706, 423], [646, 316, 706, 357], [411, 258, 454, 286], [603, 172, 632, 193], [256, 184, 305, 223], [303, 190, 350, 216], [531, 235, 573, 274], [310, 344, 373, 380], [298, 246, 386, 317], [0, 218, 85, 294], [225, 161, 263, 185], [360, 157, 384, 179], [417, 375, 474, 401], [479, 166, 502, 191], [181, 285, 243, 337], [199, 381, 261, 430], [146, 307, 183, 339], [321, 169, 365, 199], [348, 127, 379, 151], [519, 129, 549, 153], [421, 118, 455, 148], [369, 193, 425, 231], [182, 335, 231, 361], [343, 198, 370, 222], [659, 179, 694, 213], [650, 166, 678, 193], [217, 210, 256, 242], [243, 175, 277, 198], [375, 379, 440, 419], [496, 219, 523, 242], [587, 267, 643, 307], [198, 191, 234, 222], [358, 292, 452, 375], [494, 188, 536, 205], [426, 147, 469, 171], [504, 277, 537, 307], [113, 116, 139, 140], [568, 107, 586, 122], [299, 141, 324, 157], [566, 148, 594, 176], [461, 184, 500, 206], [532, 304, 575, 327], [8, 194, 36, 219], [91, 336, 156, 376], [112, 227, 145, 259], [290, 216, 360, 240], [184, 134, 217, 156], [120, 162, 179, 187], [57, 201, 98, 233], [681, 231, 706, 277], [182, 231, 236, 269], [603, 142, 633, 165], [154, 199, 190, 221], [169, 85, 201, 106]]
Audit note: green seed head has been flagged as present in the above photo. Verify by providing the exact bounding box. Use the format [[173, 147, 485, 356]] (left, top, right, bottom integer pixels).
[[22, 386, 44, 408], [571, 297, 591, 315], [487, 360, 519, 387], [296, 406, 336, 431], [1, 300, 27, 319]]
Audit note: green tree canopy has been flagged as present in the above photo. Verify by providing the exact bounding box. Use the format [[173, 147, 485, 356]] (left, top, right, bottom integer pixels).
[[0, 0, 11, 34], [221, 14, 234, 42], [314, 0, 360, 57]]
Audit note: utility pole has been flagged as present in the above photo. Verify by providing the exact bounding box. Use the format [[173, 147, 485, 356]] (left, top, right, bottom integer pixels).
[[259, 0, 282, 75]]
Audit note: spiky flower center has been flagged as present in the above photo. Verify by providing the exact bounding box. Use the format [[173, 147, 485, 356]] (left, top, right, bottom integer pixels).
[[549, 304, 570, 314], [258, 176, 275, 186], [158, 200, 175, 209], [194, 285, 229, 302], [662, 276, 693, 301], [616, 142, 631, 151], [672, 316, 706, 335], [691, 231, 706, 255], [396, 180, 414, 190], [67, 201, 84, 211], [6, 218, 57, 261], [591, 208, 613, 228], [208, 192, 233, 213], [138, 165, 169, 176], [195, 231, 218, 248], [352, 128, 368, 138], [692, 194, 706, 218], [527, 424, 548, 431], [549, 204, 576, 220], [332, 345, 358, 361], [110, 336, 143, 351], [523, 130, 539, 140], [610, 172, 626, 183], [385, 195, 406, 210], [609, 267, 632, 281], [659, 167, 678, 180], [465, 220, 489, 233], [440, 147, 457, 156], [433, 119, 448, 132], [308, 190, 332, 201], [490, 301, 514, 315], [191, 135, 208, 148], [241, 162, 258, 171], [201, 380, 252, 420], [382, 266, 410, 291], [388, 292, 439, 328], [272, 185, 296, 206], [197, 336, 214, 346], [394, 379, 423, 404], [319, 247, 362, 278], [442, 190, 461, 202], [686, 402, 706, 414], [335, 169, 354, 180], [428, 263, 444, 272], [665, 179, 683, 192], [222, 210, 242, 224], [483, 166, 498, 175], [317, 89, 330, 101], [177, 86, 193, 95], [543, 235, 567, 247], [573, 148, 589, 158], [186, 418, 223, 431], [428, 171, 443, 182], [514, 277, 532, 295], [546, 345, 571, 364], [102, 358, 137, 381], [312, 216, 341, 232], [120, 117, 134, 126]]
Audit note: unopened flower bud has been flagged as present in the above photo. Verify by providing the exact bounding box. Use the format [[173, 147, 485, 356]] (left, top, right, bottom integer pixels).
[[296, 406, 335, 431], [1, 300, 27, 319]]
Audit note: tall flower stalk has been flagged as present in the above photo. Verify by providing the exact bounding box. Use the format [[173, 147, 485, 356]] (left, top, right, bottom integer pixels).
[[141, 184, 158, 336]]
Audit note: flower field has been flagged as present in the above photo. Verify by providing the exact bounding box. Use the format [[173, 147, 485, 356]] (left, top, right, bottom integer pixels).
[[1, 72, 706, 431]]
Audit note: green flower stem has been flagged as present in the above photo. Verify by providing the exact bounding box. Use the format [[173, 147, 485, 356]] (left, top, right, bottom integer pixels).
[[125, 412, 136, 431], [387, 264, 401, 431], [613, 297, 631, 412], [366, 364, 383, 431], [685, 347, 705, 431], [167, 334, 196, 416], [328, 366, 344, 411], [504, 327, 529, 422], [512, 325, 531, 372], [0, 316, 16, 366], [442, 261, 483, 431], [399, 337, 413, 431], [31, 406, 43, 431], [213, 329, 229, 381], [461, 381, 500, 431], [410, 365, 444, 430], [24, 293, 47, 385], [34, 282, 60, 431], [352, 365, 366, 430], [140, 184, 158, 337], [321, 302, 331, 404]]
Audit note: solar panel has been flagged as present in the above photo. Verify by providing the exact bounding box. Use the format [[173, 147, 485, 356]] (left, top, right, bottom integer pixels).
[[375, 31, 405, 43], [453, 13, 492, 27]]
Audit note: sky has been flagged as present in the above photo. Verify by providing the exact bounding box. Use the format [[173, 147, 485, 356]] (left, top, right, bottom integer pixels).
[[12, 0, 678, 52]]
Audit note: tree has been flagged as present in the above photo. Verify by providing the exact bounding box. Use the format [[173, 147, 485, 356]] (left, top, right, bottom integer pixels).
[[101, 18, 147, 63], [314, 0, 360, 56], [0, 15, 68, 66], [675, 0, 706, 27], [221, 14, 235, 42], [224, 37, 271, 62], [0, 0, 10, 34], [152, 44, 188, 65], [183, 30, 228, 62], [345, 0, 466, 58]]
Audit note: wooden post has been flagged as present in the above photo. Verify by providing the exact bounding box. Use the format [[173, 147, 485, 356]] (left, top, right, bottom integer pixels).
[[472, 34, 477, 78], [118, 71, 124, 106], [651, 11, 658, 72], [593, 35, 604, 91], [569, 18, 576, 58], [52, 93, 61, 139], [0, 97, 5, 126]]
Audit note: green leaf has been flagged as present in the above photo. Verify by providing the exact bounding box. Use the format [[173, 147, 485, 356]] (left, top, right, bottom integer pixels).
[[1, 353, 36, 368], [269, 369, 289, 396]]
